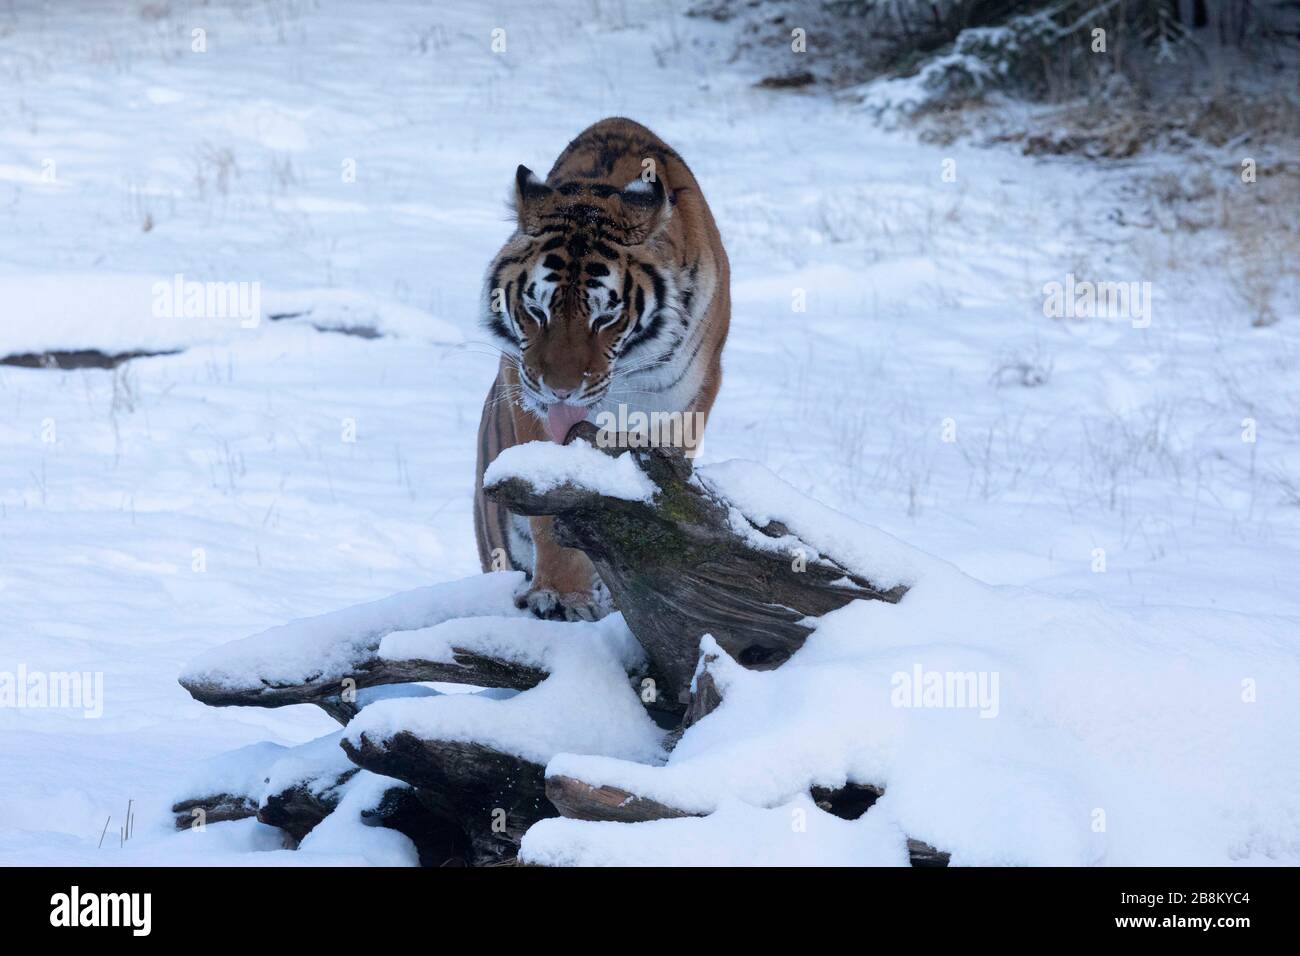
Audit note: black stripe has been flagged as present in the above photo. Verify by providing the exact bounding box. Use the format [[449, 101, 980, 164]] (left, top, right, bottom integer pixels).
[[640, 262, 666, 304], [486, 315, 510, 342]]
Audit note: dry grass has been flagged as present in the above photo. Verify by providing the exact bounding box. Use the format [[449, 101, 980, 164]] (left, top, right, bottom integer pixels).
[[1016, 86, 1300, 160]]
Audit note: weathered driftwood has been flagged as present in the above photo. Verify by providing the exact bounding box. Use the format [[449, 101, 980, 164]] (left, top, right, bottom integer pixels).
[[545, 775, 692, 824], [174, 769, 471, 864], [171, 793, 259, 831], [546, 771, 946, 866], [315, 697, 360, 724], [342, 731, 552, 866], [682, 653, 724, 729], [336, 646, 716, 861], [486, 421, 908, 703], [262, 774, 472, 864], [257, 769, 359, 842], [179, 648, 548, 716], [905, 839, 951, 867], [663, 649, 725, 750]]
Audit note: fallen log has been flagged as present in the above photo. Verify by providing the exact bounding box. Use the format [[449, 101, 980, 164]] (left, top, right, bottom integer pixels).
[[545, 775, 692, 824], [171, 793, 259, 831], [663, 649, 725, 750], [342, 731, 553, 866], [905, 839, 952, 868], [258, 771, 470, 864], [180, 647, 548, 716], [682, 651, 724, 729], [177, 573, 527, 722], [544, 771, 946, 866], [485, 422, 908, 703], [257, 769, 359, 842]]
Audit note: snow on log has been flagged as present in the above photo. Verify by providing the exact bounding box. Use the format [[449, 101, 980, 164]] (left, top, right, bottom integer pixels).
[[178, 572, 529, 717], [343, 615, 662, 768], [169, 731, 469, 863], [484, 422, 912, 702], [543, 768, 945, 866], [258, 775, 355, 842], [340, 614, 666, 864], [254, 731, 360, 841], [173, 431, 968, 865], [170, 741, 287, 831]]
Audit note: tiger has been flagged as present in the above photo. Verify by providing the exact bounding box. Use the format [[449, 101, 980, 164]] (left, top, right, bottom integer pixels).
[[473, 117, 730, 621]]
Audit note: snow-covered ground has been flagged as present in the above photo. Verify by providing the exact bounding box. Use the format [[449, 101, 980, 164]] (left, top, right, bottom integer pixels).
[[0, 0, 1296, 865]]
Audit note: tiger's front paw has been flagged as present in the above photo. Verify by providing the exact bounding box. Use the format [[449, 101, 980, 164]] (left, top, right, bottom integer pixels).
[[514, 580, 611, 622]]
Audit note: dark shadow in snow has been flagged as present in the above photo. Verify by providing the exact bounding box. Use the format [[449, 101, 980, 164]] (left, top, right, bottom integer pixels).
[[756, 71, 815, 89], [268, 310, 383, 340], [0, 349, 182, 370], [313, 323, 381, 339], [811, 781, 883, 820], [812, 781, 951, 867], [3, 313, 386, 371]]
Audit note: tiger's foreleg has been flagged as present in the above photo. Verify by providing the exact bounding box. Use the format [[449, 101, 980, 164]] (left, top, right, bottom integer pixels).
[[507, 390, 609, 621], [517, 513, 608, 621]]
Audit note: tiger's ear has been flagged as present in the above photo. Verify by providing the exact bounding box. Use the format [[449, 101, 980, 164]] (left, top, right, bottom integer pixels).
[[514, 165, 552, 234], [619, 174, 671, 244]]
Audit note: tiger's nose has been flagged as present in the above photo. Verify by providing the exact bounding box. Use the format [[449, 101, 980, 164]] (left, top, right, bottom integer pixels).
[[542, 367, 593, 402]]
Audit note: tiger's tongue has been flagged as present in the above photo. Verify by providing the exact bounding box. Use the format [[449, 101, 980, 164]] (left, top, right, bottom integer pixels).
[[545, 402, 589, 444]]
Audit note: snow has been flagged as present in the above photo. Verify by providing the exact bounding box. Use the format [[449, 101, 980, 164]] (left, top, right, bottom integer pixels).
[[1, 0, 1297, 866], [167, 732, 421, 867], [347, 614, 663, 766], [522, 794, 908, 867], [259, 288, 463, 343], [483, 439, 657, 503], [379, 610, 646, 674], [696, 459, 937, 590], [260, 730, 355, 800], [180, 571, 523, 691], [530, 588, 1300, 866], [169, 740, 288, 808], [2, 274, 244, 355], [0, 276, 460, 357], [296, 773, 420, 866]]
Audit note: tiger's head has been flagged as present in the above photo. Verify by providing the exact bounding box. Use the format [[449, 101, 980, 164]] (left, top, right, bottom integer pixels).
[[482, 164, 682, 442]]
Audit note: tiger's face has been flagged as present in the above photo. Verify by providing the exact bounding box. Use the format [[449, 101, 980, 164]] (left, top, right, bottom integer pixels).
[[483, 165, 680, 442]]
